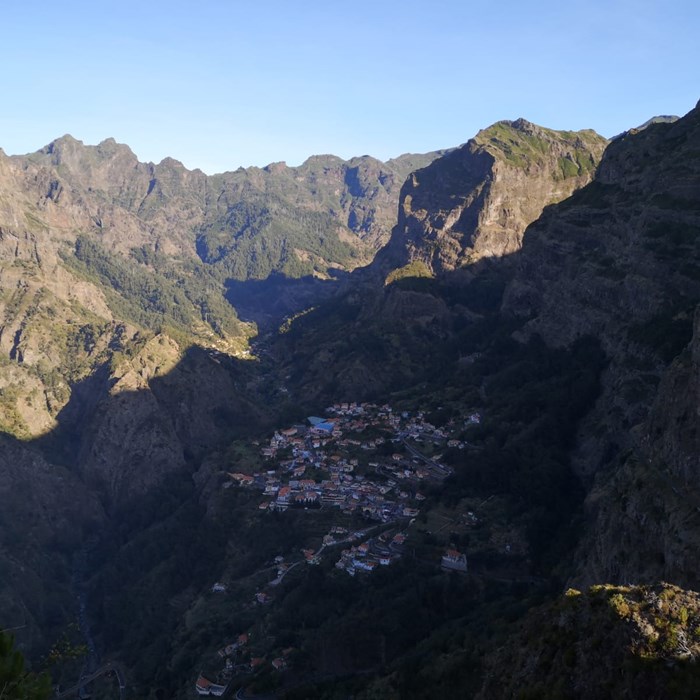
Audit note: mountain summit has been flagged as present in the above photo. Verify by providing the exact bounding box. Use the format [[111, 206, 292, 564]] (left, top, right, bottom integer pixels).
[[375, 119, 607, 276]]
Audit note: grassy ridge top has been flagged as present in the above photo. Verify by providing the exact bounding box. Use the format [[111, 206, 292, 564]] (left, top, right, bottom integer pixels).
[[473, 119, 608, 173]]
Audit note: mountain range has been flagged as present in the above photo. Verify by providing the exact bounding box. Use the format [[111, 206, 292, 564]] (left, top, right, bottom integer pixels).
[[1, 100, 699, 699]]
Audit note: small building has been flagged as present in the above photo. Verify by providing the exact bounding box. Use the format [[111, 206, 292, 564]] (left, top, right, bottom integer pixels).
[[441, 549, 468, 572], [277, 486, 291, 504], [228, 473, 254, 486], [195, 675, 212, 695], [272, 657, 287, 671], [250, 657, 266, 671], [354, 559, 378, 572], [195, 675, 226, 696]]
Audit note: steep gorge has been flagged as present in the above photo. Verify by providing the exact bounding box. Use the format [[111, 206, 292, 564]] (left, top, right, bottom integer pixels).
[[2, 103, 700, 698]]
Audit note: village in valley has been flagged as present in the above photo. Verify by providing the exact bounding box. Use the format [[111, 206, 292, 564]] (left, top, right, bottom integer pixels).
[[193, 402, 479, 696], [230, 401, 478, 573]]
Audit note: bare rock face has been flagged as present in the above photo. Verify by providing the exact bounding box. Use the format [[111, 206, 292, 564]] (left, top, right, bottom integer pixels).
[[504, 105, 700, 349], [275, 119, 607, 403], [40, 335, 264, 509], [70, 335, 186, 504], [376, 119, 607, 275], [646, 305, 700, 484]]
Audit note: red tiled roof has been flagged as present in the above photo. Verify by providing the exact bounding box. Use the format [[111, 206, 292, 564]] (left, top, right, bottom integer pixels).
[[196, 675, 212, 689]]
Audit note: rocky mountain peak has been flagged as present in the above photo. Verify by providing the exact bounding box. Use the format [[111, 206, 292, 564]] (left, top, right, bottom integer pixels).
[[263, 161, 288, 174], [374, 118, 608, 276], [157, 155, 187, 170], [95, 136, 136, 156], [497, 117, 539, 134], [40, 133, 83, 162]]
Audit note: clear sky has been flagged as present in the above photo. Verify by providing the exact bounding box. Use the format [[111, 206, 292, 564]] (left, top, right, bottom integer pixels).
[[1, 0, 698, 174]]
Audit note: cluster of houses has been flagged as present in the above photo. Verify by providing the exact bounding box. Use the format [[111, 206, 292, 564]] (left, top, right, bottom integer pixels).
[[226, 402, 475, 526], [335, 530, 407, 576]]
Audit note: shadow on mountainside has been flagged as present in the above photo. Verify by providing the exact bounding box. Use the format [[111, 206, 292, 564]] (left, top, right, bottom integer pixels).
[[1, 106, 699, 698], [224, 270, 349, 330], [0, 341, 284, 691], [33, 344, 277, 510], [0, 238, 580, 696]]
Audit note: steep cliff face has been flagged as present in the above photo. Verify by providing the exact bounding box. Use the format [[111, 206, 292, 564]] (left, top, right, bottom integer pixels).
[[505, 107, 700, 349], [501, 104, 700, 486], [574, 307, 700, 589], [25, 135, 209, 258], [483, 104, 700, 590], [33, 336, 267, 509], [375, 120, 607, 275]]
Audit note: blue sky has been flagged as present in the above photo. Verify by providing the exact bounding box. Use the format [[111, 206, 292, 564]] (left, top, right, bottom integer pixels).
[[1, 0, 698, 173]]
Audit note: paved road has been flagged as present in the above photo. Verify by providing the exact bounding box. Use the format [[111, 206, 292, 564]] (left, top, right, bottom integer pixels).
[[402, 439, 452, 478], [269, 560, 301, 586]]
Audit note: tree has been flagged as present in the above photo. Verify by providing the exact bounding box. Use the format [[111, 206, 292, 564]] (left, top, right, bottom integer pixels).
[[0, 631, 51, 700]]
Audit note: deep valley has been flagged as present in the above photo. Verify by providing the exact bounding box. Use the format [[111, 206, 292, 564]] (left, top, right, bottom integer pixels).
[[1, 101, 700, 699]]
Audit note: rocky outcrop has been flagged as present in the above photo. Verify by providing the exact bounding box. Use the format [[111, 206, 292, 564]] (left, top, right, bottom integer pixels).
[[274, 119, 608, 402], [375, 119, 607, 276], [478, 583, 700, 700], [504, 106, 700, 350]]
